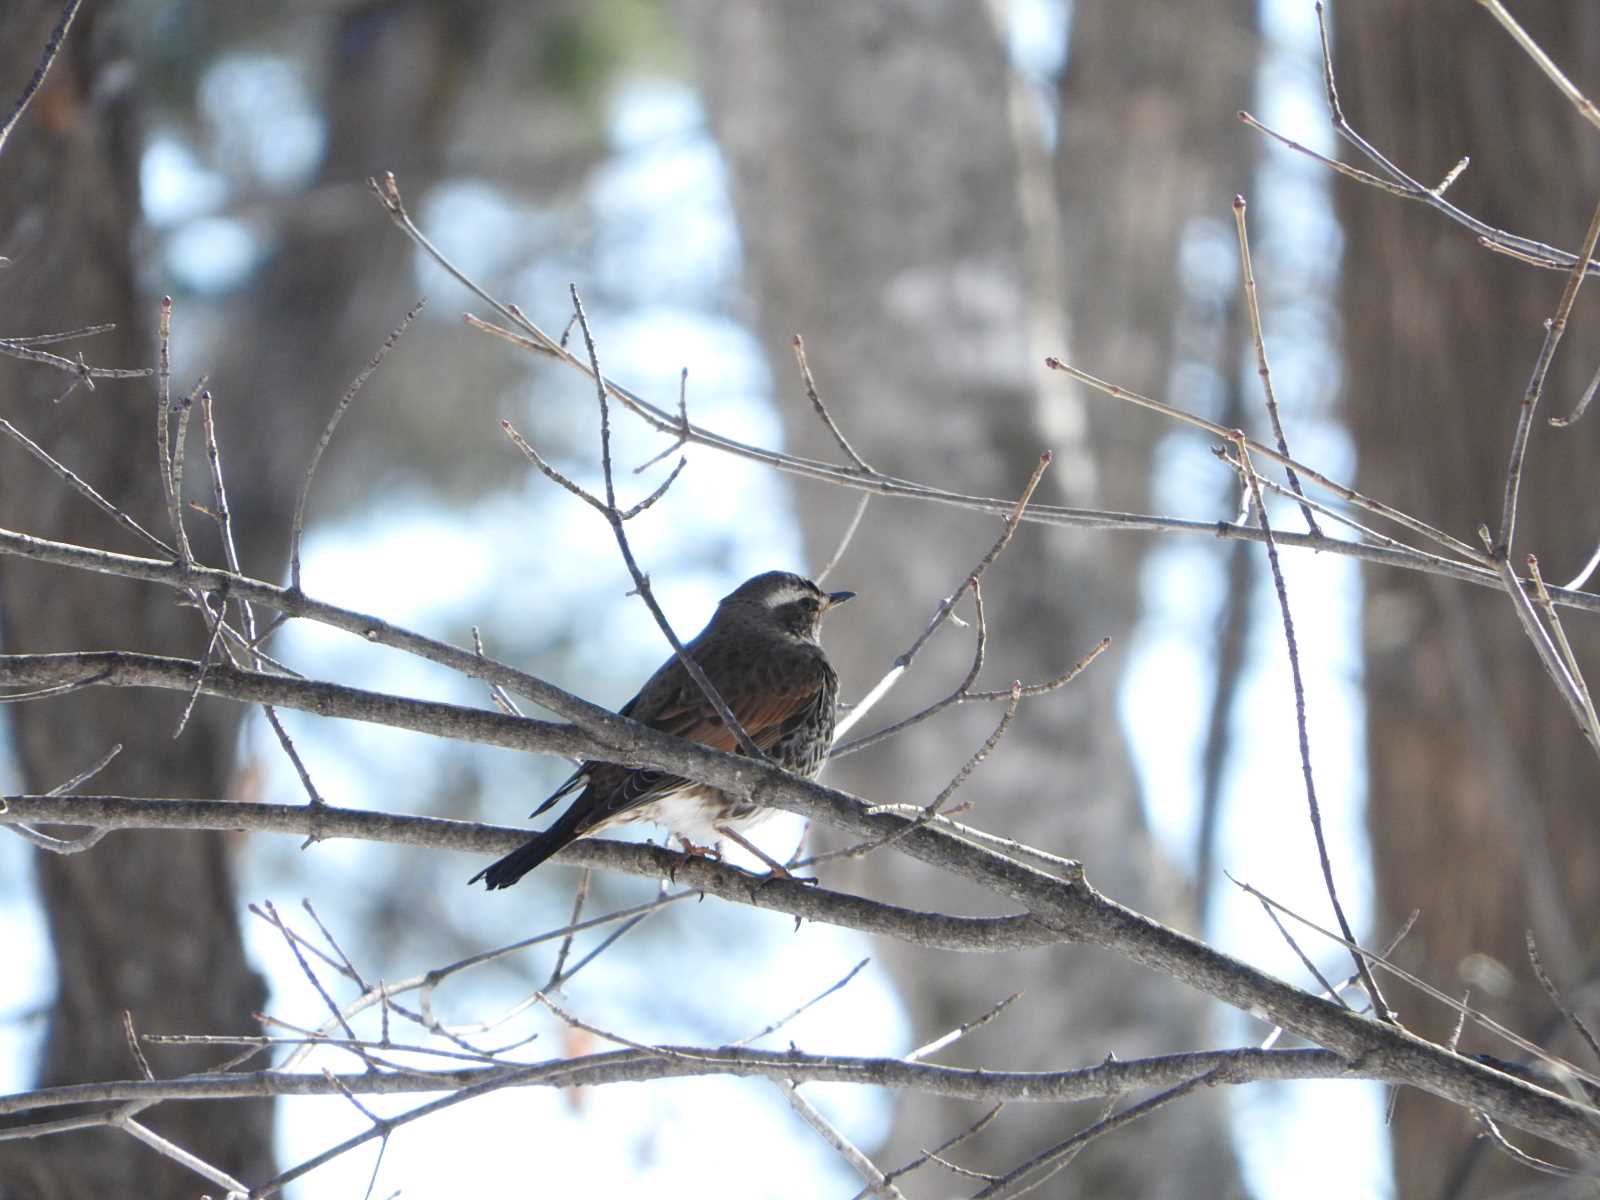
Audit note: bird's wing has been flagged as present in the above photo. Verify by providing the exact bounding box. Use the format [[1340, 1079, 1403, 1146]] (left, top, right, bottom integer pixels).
[[528, 764, 588, 818], [648, 674, 828, 754]]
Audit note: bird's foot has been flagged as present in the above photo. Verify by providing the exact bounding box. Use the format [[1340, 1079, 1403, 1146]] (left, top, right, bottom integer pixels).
[[676, 835, 723, 860], [714, 825, 818, 893]]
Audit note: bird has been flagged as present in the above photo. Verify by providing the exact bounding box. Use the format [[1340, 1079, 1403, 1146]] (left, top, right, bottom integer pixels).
[[472, 571, 854, 890]]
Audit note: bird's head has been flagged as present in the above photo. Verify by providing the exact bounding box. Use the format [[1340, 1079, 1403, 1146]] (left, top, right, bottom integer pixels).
[[722, 571, 854, 641]]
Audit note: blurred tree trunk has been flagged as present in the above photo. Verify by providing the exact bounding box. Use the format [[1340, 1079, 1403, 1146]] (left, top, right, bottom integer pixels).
[[674, 2, 1251, 1192], [0, 4, 275, 1196], [1335, 3, 1600, 1195]]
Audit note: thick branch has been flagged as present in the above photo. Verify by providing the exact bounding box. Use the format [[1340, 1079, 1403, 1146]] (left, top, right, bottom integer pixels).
[[0, 793, 1055, 954], [0, 1046, 1371, 1119]]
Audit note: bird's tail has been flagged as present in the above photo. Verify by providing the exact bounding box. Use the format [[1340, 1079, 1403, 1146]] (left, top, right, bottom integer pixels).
[[470, 808, 588, 890]]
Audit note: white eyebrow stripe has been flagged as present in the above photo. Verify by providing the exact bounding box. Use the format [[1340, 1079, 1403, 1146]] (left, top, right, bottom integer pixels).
[[764, 585, 812, 607]]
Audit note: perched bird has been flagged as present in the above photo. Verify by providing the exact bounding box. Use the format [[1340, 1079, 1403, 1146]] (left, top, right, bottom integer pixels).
[[472, 571, 854, 890]]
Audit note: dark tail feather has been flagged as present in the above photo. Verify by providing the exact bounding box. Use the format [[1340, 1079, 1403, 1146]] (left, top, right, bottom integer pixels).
[[471, 810, 588, 890]]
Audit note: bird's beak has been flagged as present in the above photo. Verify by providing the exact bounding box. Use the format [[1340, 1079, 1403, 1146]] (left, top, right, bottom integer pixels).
[[826, 590, 855, 608]]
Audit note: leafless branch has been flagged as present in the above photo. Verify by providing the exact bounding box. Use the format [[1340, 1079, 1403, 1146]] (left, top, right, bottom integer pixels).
[[792, 333, 872, 472], [364, 175, 1600, 618], [1232, 194, 1320, 535], [1526, 931, 1600, 1070], [0, 0, 84, 160], [833, 451, 1053, 743], [1228, 431, 1391, 1021], [1496, 193, 1600, 554], [1476, 0, 1600, 132], [290, 299, 424, 592]]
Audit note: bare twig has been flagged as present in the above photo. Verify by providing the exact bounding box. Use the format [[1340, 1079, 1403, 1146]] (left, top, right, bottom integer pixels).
[[542, 870, 591, 994], [905, 991, 1024, 1063], [633, 366, 689, 473], [1476, 1112, 1588, 1179], [0, 0, 84, 160], [792, 333, 872, 471], [833, 451, 1052, 744], [565, 284, 763, 760], [0, 418, 174, 556], [1478, 527, 1600, 761], [290, 299, 424, 592], [1232, 195, 1320, 535], [1526, 931, 1600, 1069], [1046, 356, 1481, 563], [1259, 909, 1420, 1048], [255, 901, 359, 1042], [1232, 434, 1391, 1021], [1526, 555, 1600, 746], [973, 1067, 1230, 1199], [1496, 193, 1600, 554], [816, 491, 871, 585], [851, 682, 1022, 860], [153, 298, 191, 566], [116, 1109, 249, 1195], [1234, 878, 1600, 1093], [859, 1103, 1004, 1200], [1249, 886, 1348, 1011], [1476, 0, 1600, 132], [1549, 359, 1600, 428], [1, 741, 121, 854], [737, 958, 870, 1048], [778, 1078, 907, 1199]]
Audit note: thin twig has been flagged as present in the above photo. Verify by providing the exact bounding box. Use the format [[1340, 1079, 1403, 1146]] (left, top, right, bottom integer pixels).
[[566, 284, 763, 760], [973, 1067, 1230, 1199], [0, 0, 84, 160], [1046, 356, 1481, 563], [302, 898, 369, 993], [850, 682, 1022, 860], [1234, 878, 1600, 1092], [1250, 887, 1348, 1011], [255, 901, 359, 1042], [1548, 359, 1600, 428], [1232, 434, 1392, 1021], [792, 334, 872, 471], [122, 1011, 154, 1081], [859, 1103, 1003, 1200], [1478, 527, 1600, 761], [633, 367, 690, 473], [542, 870, 591, 994], [0, 418, 173, 555], [1496, 193, 1600, 554], [166, 377, 203, 568], [833, 451, 1052, 743], [290, 300, 424, 592], [153, 298, 190, 566], [1526, 931, 1600, 1069], [1476, 1112, 1587, 1178], [817, 491, 871, 585], [1, 322, 116, 347], [737, 958, 870, 1047], [905, 991, 1024, 1063], [1259, 909, 1420, 1048], [1232, 195, 1320, 535], [116, 1110, 249, 1195], [777, 1078, 907, 1200], [1476, 0, 1600, 132], [1526, 555, 1600, 747]]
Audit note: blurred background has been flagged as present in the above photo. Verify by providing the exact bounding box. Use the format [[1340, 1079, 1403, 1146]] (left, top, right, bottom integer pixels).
[[2, 1, 1599, 1197]]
